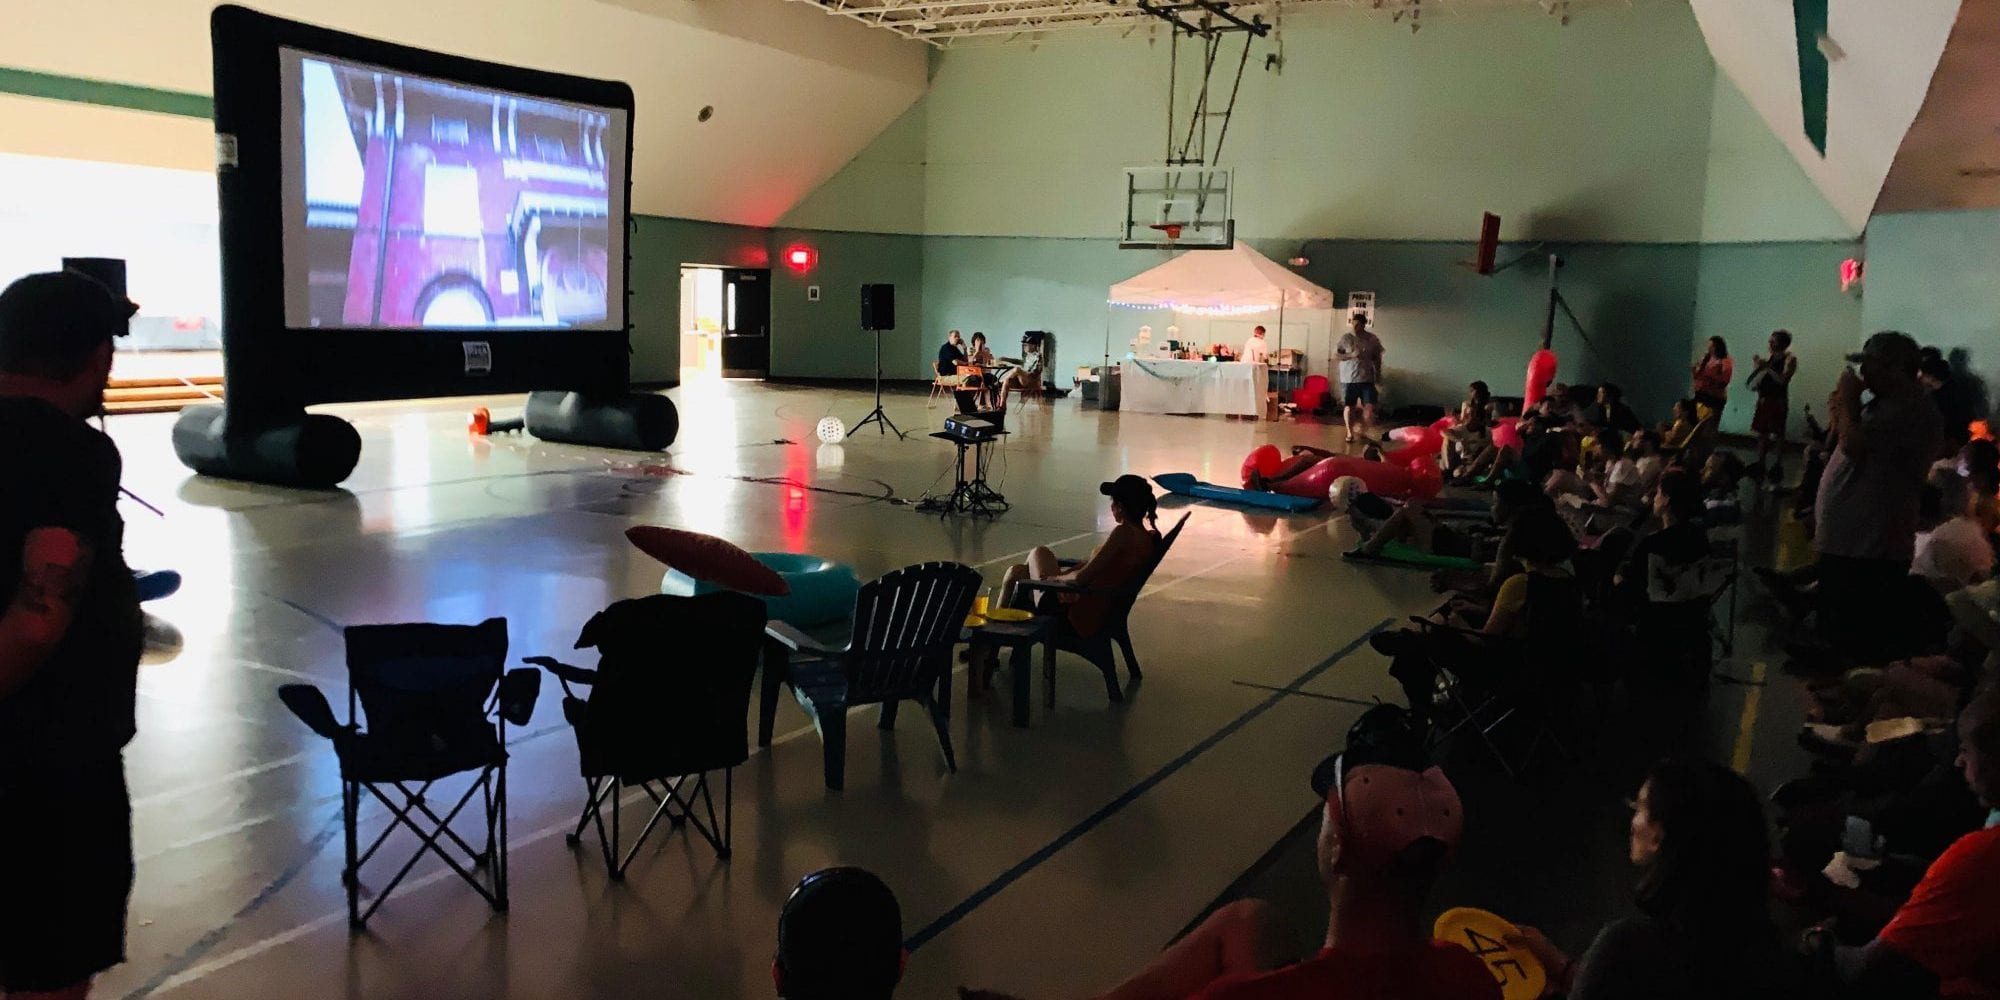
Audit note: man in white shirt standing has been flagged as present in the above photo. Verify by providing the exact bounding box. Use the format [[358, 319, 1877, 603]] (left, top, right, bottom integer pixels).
[[1240, 326, 1269, 365], [1335, 312, 1385, 453]]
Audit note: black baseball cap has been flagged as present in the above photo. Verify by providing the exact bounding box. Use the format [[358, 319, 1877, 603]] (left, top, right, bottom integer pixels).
[[776, 867, 903, 999], [0, 270, 138, 374], [1846, 331, 1921, 372], [1100, 474, 1154, 510]]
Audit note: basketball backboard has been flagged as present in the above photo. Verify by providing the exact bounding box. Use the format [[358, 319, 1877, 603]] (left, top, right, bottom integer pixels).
[[1120, 165, 1233, 250]]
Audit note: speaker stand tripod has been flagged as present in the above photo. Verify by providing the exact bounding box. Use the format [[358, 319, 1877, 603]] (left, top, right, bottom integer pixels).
[[848, 327, 906, 440]]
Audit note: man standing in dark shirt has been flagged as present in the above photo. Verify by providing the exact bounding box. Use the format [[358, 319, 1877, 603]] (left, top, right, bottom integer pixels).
[[0, 271, 143, 1000], [1816, 332, 1943, 666]]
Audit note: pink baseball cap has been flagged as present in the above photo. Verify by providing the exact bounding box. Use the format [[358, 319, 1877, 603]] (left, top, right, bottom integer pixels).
[[1311, 706, 1464, 869]]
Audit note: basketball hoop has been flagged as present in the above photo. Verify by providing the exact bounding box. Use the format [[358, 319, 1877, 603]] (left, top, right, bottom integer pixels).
[[1150, 222, 1184, 242]]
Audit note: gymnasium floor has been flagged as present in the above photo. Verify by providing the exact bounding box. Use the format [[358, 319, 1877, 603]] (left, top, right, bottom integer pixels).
[[100, 379, 1808, 1000]]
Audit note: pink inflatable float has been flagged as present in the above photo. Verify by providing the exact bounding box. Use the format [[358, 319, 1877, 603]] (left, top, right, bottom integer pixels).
[[1267, 454, 1443, 501]]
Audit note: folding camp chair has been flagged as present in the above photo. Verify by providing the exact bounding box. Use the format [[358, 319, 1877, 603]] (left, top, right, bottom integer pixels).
[[1639, 549, 1738, 697], [761, 561, 983, 790], [276, 617, 540, 928], [524, 592, 764, 879], [1411, 574, 1585, 778], [1017, 513, 1189, 706]]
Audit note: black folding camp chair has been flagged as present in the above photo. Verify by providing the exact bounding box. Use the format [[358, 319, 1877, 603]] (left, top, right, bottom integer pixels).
[[1412, 573, 1585, 777], [277, 618, 540, 928], [1017, 512, 1189, 706], [524, 591, 764, 879]]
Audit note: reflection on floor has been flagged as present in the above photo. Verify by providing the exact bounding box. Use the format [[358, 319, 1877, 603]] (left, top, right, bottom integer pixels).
[[100, 379, 1808, 1000]]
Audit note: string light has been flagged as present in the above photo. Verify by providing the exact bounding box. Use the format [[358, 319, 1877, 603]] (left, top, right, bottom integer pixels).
[[1109, 300, 1283, 317]]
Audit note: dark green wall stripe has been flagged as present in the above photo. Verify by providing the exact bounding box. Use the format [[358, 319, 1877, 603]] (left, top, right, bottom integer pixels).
[[1793, 0, 1829, 155], [0, 67, 212, 120]]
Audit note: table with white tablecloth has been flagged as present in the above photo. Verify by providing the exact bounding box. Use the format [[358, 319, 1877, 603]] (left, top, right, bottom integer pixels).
[[1119, 358, 1267, 417]]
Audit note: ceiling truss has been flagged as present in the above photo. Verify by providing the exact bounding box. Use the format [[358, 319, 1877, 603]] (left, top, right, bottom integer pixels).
[[782, 0, 1656, 45]]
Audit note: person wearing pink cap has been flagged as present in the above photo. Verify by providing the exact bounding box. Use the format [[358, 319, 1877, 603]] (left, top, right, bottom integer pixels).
[[1076, 706, 1499, 1000]]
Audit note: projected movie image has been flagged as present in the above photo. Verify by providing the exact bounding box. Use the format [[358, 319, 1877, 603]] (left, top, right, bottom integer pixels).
[[285, 51, 623, 330]]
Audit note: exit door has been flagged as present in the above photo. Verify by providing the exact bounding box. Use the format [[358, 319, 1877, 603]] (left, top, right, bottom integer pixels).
[[719, 268, 770, 379]]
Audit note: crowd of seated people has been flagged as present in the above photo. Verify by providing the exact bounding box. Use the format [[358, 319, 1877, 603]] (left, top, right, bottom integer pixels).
[[935, 330, 1046, 410], [794, 691, 2000, 999], [783, 330, 2000, 1000]]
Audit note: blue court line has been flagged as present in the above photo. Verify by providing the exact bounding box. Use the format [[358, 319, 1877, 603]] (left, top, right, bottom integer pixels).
[[271, 595, 344, 635], [904, 617, 1395, 951], [120, 808, 346, 1000]]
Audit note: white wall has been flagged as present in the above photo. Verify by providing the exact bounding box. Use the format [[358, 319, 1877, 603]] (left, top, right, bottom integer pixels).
[[0, 0, 928, 226]]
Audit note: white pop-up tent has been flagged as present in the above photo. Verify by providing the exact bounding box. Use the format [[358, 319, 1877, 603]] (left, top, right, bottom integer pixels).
[[1105, 240, 1337, 369]]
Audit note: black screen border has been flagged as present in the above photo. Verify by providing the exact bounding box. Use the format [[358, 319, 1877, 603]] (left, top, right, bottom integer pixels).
[[212, 4, 636, 410]]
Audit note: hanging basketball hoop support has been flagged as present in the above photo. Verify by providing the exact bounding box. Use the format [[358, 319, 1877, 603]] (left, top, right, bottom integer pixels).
[[1139, 2, 1266, 235]]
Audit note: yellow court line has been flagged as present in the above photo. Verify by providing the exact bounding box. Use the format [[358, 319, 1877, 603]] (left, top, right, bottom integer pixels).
[[1731, 661, 1768, 774]]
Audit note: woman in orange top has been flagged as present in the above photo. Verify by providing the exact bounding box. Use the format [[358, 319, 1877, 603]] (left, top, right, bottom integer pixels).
[[1691, 336, 1735, 414]]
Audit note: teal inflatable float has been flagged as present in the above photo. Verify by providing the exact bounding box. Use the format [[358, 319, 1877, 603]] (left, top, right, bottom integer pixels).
[[1152, 473, 1323, 513], [662, 552, 858, 626]]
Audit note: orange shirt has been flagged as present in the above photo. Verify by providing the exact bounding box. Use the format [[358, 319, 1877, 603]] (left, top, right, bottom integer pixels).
[[1878, 824, 2000, 997]]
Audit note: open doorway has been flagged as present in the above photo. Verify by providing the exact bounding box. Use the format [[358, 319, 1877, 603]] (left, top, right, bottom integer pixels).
[[679, 265, 769, 383]]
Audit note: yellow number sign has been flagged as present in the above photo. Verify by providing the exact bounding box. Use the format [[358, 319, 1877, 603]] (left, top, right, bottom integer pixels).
[[1433, 906, 1547, 1000]]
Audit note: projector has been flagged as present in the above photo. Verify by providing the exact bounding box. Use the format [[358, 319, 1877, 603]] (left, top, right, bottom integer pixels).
[[943, 414, 1000, 441]]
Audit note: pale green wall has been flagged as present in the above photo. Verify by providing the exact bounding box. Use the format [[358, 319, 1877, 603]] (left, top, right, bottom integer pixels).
[[689, 4, 1867, 401], [1693, 242, 1862, 435], [1700, 74, 1855, 244], [1862, 210, 2000, 419], [628, 217, 926, 384], [629, 216, 770, 383], [769, 227, 926, 380], [790, 3, 1721, 242]]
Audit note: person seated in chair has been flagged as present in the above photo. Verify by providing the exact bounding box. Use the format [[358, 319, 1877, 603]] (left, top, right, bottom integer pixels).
[[1912, 470, 1995, 594], [1440, 382, 1494, 477], [1543, 429, 1623, 507], [957, 332, 998, 409], [1052, 705, 1496, 1000], [993, 339, 1046, 408], [776, 867, 906, 1000], [1613, 468, 1710, 604], [1803, 683, 2000, 1000], [1373, 506, 1580, 726], [1351, 479, 1544, 569], [970, 476, 1161, 696], [1580, 383, 1640, 435], [936, 329, 968, 379]]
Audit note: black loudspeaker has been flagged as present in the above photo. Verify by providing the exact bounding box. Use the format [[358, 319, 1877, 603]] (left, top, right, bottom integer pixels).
[[860, 284, 896, 331]]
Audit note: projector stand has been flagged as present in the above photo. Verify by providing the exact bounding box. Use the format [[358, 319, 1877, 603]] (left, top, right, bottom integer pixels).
[[848, 327, 906, 440]]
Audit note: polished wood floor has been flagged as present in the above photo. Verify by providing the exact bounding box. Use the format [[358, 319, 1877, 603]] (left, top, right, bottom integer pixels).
[[100, 378, 1805, 1000]]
